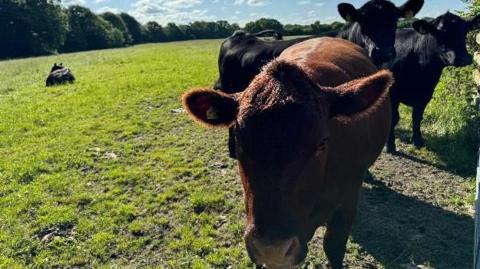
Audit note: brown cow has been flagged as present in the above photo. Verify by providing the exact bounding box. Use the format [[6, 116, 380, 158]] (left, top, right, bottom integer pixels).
[[182, 37, 392, 268]]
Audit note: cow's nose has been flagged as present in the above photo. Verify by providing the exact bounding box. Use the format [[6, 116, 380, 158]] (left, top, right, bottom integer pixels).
[[371, 47, 396, 64], [247, 235, 300, 267]]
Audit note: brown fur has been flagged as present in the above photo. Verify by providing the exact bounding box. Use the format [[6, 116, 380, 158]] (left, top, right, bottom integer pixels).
[[238, 38, 392, 268], [182, 37, 392, 268]]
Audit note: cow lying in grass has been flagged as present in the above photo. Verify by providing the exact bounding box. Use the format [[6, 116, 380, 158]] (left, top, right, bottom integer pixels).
[[183, 37, 393, 269], [46, 63, 75, 87], [386, 12, 480, 153]]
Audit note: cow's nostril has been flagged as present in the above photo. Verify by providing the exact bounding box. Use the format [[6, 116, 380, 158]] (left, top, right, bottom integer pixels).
[[248, 236, 300, 266], [284, 237, 299, 257]]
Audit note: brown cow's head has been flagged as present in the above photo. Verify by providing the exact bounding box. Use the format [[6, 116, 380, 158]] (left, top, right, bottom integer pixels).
[[183, 61, 393, 268]]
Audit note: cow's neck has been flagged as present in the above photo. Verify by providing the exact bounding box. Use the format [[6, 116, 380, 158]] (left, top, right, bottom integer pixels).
[[338, 23, 366, 50], [415, 33, 446, 72]]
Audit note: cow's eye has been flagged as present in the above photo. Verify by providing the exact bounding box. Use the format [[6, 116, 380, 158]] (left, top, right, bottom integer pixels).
[[315, 139, 329, 156]]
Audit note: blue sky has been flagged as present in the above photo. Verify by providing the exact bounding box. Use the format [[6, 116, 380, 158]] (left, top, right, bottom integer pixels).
[[62, 0, 469, 26]]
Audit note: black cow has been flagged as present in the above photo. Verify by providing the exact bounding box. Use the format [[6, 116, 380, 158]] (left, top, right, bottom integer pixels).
[[215, 0, 424, 94], [337, 0, 424, 66], [218, 0, 424, 159], [214, 31, 311, 94], [386, 12, 480, 153], [46, 63, 75, 87]]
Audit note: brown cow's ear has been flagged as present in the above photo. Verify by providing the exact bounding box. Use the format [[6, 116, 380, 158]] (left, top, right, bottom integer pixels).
[[398, 0, 424, 18], [327, 70, 393, 118], [182, 88, 238, 128], [338, 3, 361, 23]]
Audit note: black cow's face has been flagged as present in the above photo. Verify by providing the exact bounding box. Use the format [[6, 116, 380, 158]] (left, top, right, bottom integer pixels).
[[413, 12, 480, 67], [339, 0, 424, 66]]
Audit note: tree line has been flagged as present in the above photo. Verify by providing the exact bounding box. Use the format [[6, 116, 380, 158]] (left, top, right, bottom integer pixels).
[[0, 0, 348, 59], [1, 0, 439, 60]]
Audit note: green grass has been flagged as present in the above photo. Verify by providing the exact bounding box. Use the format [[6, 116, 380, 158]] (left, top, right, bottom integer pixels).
[[396, 65, 479, 176], [0, 40, 476, 268]]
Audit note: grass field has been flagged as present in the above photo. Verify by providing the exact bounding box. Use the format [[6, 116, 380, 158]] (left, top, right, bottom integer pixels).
[[0, 39, 477, 268]]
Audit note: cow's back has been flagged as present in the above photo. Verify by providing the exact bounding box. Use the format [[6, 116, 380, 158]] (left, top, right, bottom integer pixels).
[[279, 37, 391, 199], [279, 37, 376, 86]]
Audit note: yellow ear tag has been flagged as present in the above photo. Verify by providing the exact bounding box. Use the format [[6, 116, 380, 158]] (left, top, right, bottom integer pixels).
[[206, 106, 219, 120], [404, 10, 414, 19]]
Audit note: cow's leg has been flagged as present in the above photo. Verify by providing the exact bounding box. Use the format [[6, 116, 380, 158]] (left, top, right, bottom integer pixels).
[[228, 127, 237, 159], [323, 200, 358, 269], [364, 170, 374, 183], [412, 104, 426, 148], [386, 100, 400, 154]]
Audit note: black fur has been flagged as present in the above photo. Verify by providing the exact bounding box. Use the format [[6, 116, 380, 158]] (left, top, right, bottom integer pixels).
[[386, 12, 478, 153], [46, 63, 75, 87]]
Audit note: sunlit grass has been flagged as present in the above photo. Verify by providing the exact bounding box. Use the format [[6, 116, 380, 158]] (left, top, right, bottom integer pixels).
[[0, 39, 476, 268]]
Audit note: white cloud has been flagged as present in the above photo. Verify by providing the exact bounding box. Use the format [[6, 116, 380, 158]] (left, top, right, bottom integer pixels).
[[62, 0, 86, 5], [133, 0, 202, 9], [234, 0, 268, 7], [94, 0, 109, 3], [96, 6, 121, 14], [297, 1, 324, 7], [298, 0, 310, 5], [130, 0, 215, 24]]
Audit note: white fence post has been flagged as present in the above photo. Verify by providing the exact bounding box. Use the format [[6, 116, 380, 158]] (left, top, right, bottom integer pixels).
[[475, 156, 480, 269]]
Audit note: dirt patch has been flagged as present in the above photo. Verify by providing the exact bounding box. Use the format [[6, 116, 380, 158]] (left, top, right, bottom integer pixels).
[[350, 142, 474, 269]]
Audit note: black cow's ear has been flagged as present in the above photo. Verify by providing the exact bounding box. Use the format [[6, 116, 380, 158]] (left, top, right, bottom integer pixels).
[[468, 14, 480, 30], [338, 3, 361, 23], [412, 20, 435, 35], [398, 0, 424, 18], [182, 88, 238, 128], [326, 70, 393, 119]]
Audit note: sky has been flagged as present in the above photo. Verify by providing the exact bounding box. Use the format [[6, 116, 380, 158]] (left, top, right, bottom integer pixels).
[[62, 0, 470, 26]]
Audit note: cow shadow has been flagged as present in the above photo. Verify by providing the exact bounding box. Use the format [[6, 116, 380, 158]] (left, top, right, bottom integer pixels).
[[352, 179, 474, 269], [394, 125, 477, 177]]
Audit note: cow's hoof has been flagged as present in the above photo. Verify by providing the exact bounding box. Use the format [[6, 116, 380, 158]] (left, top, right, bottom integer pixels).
[[385, 145, 397, 154], [364, 171, 375, 183], [412, 137, 425, 149], [326, 262, 344, 269]]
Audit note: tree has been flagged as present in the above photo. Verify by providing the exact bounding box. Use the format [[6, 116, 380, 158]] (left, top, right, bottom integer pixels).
[[0, 0, 68, 59], [62, 5, 124, 52], [145, 21, 166, 42], [164, 23, 184, 41], [284, 24, 311, 36], [244, 18, 284, 33], [119, 12, 146, 44], [466, 0, 480, 50], [330, 21, 345, 31], [310, 21, 333, 35], [100, 12, 133, 45], [216, 20, 237, 37]]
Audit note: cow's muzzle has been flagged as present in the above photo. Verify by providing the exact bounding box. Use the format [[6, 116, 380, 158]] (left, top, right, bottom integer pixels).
[[245, 232, 305, 268], [370, 47, 396, 67]]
